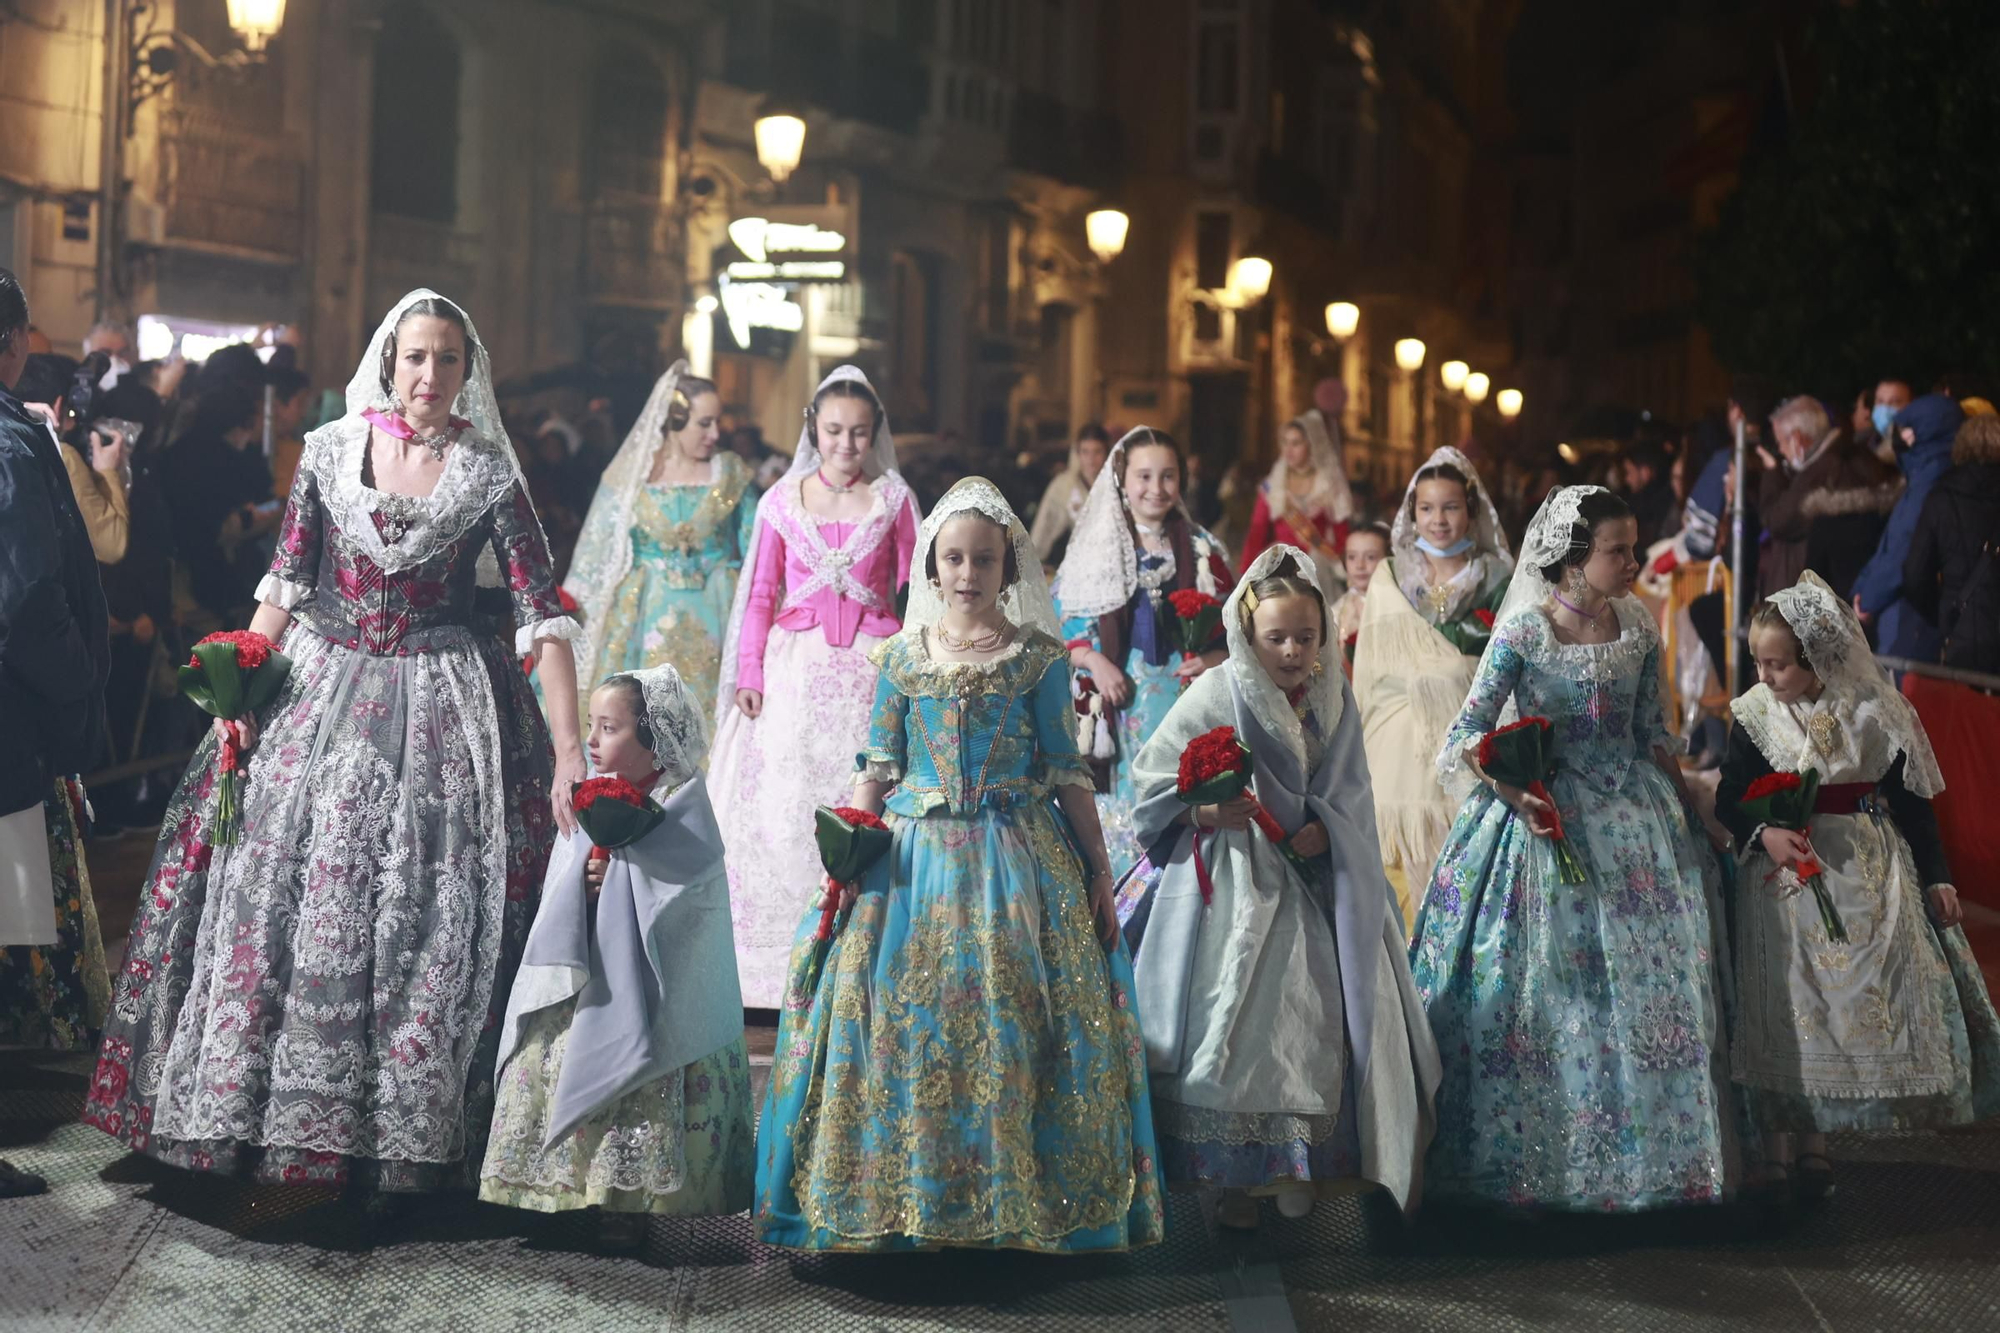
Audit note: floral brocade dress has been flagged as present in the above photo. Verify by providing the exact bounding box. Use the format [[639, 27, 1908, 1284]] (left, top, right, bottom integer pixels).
[[754, 629, 1165, 1252], [1409, 600, 1736, 1211], [583, 455, 759, 712], [83, 426, 568, 1191]]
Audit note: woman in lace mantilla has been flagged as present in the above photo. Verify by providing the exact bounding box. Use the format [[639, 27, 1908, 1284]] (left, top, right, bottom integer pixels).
[[1055, 428, 1231, 872], [707, 367, 920, 1008], [1716, 573, 1999, 1199], [754, 479, 1164, 1253], [1116, 546, 1439, 1228], [84, 291, 585, 1200], [482, 665, 753, 1231], [1352, 447, 1513, 932], [1239, 413, 1354, 580], [1408, 486, 1740, 1212], [562, 361, 759, 717]]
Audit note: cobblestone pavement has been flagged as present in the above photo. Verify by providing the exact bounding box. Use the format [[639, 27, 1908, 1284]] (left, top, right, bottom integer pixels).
[[5, 1046, 1998, 1332]]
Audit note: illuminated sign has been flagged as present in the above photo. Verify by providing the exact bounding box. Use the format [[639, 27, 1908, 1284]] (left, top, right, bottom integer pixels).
[[723, 212, 849, 284], [719, 281, 804, 349]]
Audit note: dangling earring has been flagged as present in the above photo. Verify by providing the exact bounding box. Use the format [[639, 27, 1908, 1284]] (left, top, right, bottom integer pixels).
[[1567, 567, 1586, 595], [386, 386, 403, 413]]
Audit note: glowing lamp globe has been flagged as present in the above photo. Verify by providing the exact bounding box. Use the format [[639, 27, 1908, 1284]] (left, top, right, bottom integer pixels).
[[1228, 256, 1273, 304], [1463, 371, 1490, 404], [1393, 338, 1426, 373], [1440, 360, 1469, 392], [1324, 302, 1359, 340], [754, 112, 807, 183], [1496, 388, 1524, 419], [227, 0, 286, 50], [1085, 209, 1130, 265]]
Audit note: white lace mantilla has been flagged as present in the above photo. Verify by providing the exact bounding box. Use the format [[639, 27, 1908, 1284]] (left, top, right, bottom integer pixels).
[[1730, 683, 1924, 791], [303, 416, 521, 575]]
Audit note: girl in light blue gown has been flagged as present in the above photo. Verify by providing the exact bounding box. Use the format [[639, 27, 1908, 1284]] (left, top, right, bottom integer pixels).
[[754, 478, 1164, 1253], [1409, 486, 1740, 1212]]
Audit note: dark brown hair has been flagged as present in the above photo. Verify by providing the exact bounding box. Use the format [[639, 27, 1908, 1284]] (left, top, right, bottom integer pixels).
[[666, 374, 720, 434], [1535, 489, 1634, 583], [1115, 427, 1184, 488], [1405, 461, 1479, 520], [595, 674, 656, 751], [805, 375, 883, 448], [1344, 522, 1391, 554], [377, 296, 480, 400], [1240, 555, 1328, 639]]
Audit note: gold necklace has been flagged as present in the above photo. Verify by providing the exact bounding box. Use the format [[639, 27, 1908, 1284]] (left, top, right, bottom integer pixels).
[[935, 621, 1012, 653]]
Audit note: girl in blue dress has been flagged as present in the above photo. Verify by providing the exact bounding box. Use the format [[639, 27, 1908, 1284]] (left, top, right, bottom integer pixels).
[[754, 478, 1164, 1252], [1409, 486, 1740, 1211], [1056, 428, 1231, 870]]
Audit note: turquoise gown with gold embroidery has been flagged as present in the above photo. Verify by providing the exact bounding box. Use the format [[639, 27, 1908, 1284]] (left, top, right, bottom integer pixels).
[[753, 628, 1166, 1252]]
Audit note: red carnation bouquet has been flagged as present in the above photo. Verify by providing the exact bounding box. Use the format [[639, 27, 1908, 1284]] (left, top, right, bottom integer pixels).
[[1176, 725, 1294, 901], [812, 805, 893, 943], [179, 630, 292, 845], [1166, 589, 1223, 682], [1738, 769, 1844, 942], [574, 774, 666, 860], [1476, 717, 1587, 883]]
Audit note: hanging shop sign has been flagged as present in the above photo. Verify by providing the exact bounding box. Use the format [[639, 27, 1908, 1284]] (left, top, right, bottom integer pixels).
[[718, 280, 804, 353], [722, 205, 853, 284]]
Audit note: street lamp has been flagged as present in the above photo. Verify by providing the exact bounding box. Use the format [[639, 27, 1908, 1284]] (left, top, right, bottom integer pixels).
[[754, 104, 807, 183], [1463, 371, 1490, 404], [1324, 301, 1359, 340], [1440, 359, 1468, 392], [1227, 256, 1273, 304], [1085, 209, 1130, 265], [1393, 338, 1426, 372], [225, 0, 287, 51], [1496, 388, 1523, 419]]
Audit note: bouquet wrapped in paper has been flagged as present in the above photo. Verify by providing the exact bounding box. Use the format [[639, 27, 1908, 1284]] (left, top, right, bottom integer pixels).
[[1475, 717, 1587, 883], [178, 630, 292, 845], [1739, 769, 1845, 943], [574, 775, 666, 859], [812, 805, 892, 942]]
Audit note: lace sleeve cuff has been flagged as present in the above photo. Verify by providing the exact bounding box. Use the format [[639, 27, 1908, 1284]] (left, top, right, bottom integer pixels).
[[857, 755, 903, 785], [515, 615, 585, 655], [255, 575, 312, 611]]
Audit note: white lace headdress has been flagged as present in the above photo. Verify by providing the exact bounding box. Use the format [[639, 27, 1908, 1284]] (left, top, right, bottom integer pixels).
[[293, 288, 529, 580], [1057, 426, 1216, 619], [1389, 444, 1509, 574], [565, 360, 692, 683], [904, 476, 1062, 640], [713, 365, 909, 714], [622, 663, 710, 789], [1224, 543, 1344, 765], [1766, 570, 1943, 795], [1268, 413, 1356, 526]]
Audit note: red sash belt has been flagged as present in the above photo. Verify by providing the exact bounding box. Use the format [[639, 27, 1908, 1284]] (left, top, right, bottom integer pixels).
[[1814, 781, 1877, 816]]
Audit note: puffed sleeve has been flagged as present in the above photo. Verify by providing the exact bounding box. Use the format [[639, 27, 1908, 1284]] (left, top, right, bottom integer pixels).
[[1031, 650, 1091, 791], [491, 480, 583, 654], [735, 519, 785, 695], [856, 663, 909, 784], [256, 456, 323, 611]]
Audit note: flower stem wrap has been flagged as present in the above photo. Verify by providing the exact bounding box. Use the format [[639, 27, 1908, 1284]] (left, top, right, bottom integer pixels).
[[1738, 768, 1846, 942], [574, 774, 667, 860], [1476, 717, 1587, 883], [813, 805, 892, 941], [177, 631, 292, 846]]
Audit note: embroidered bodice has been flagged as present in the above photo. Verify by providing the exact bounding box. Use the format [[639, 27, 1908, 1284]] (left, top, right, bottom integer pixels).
[[1439, 599, 1675, 798], [628, 462, 758, 591], [260, 428, 571, 657], [860, 629, 1091, 817]]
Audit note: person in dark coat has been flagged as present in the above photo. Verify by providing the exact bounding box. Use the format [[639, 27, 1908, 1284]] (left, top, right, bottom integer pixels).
[[1853, 394, 1963, 663], [161, 380, 278, 629], [1904, 412, 2000, 675], [0, 269, 112, 1197], [1758, 395, 1901, 604]]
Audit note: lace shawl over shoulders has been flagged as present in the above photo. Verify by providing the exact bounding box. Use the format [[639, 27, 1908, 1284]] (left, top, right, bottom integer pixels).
[[303, 416, 522, 573]]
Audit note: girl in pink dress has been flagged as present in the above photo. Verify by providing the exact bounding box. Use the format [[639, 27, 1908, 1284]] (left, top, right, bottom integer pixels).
[[708, 367, 920, 1007]]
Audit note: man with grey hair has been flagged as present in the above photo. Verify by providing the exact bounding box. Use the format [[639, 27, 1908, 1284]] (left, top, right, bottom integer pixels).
[[1758, 392, 1900, 601]]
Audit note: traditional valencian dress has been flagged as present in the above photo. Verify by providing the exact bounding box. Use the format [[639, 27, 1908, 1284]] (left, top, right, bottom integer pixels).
[[564, 362, 760, 715], [83, 291, 579, 1192], [1118, 545, 1439, 1211], [1056, 428, 1230, 872], [755, 479, 1164, 1253], [1239, 411, 1354, 579], [1352, 446, 1512, 931], [708, 367, 919, 1008], [1716, 572, 2000, 1135], [481, 665, 754, 1215], [1409, 486, 1736, 1212]]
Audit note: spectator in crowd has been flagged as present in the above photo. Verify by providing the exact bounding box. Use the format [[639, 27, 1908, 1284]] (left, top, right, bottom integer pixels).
[[266, 362, 313, 498], [1029, 422, 1110, 563], [0, 268, 112, 1198], [1904, 412, 2000, 675], [1756, 394, 1900, 603], [82, 320, 131, 388], [1863, 376, 1914, 466], [728, 423, 786, 489], [1853, 393, 1963, 664], [1621, 435, 1676, 552], [161, 380, 280, 631], [23, 325, 52, 355]]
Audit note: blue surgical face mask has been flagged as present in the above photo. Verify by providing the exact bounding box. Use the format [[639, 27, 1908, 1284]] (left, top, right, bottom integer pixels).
[[1871, 402, 1898, 437]]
